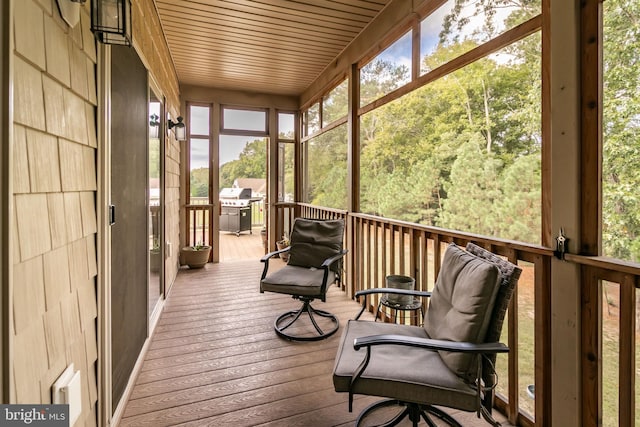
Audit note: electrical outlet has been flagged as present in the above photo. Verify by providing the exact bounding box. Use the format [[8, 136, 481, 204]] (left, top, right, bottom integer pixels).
[[52, 364, 81, 425]]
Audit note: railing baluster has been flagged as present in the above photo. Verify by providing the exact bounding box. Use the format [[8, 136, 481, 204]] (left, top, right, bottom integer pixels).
[[619, 274, 635, 426], [191, 209, 196, 245]]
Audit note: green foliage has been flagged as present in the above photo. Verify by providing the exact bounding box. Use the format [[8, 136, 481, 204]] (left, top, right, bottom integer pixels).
[[307, 125, 348, 209], [149, 137, 160, 179], [602, 0, 640, 261], [190, 168, 209, 198], [360, 59, 410, 107], [323, 80, 348, 124], [440, 0, 540, 43], [359, 30, 542, 244], [219, 138, 267, 189], [439, 134, 502, 234]]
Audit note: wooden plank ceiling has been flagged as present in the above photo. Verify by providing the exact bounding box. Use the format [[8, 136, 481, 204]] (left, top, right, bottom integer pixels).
[[155, 0, 391, 96]]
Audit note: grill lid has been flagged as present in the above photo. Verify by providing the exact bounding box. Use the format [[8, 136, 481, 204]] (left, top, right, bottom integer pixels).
[[219, 187, 252, 199]]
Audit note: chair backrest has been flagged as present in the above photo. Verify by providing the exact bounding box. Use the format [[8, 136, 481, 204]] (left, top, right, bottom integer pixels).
[[287, 218, 345, 273], [424, 243, 503, 383], [465, 242, 521, 388]]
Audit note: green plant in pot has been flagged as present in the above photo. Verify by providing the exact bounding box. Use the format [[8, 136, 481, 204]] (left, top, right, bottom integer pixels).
[[180, 241, 211, 268], [150, 238, 161, 273]]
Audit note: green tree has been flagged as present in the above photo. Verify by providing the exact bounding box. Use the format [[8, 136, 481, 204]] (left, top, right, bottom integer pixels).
[[219, 138, 267, 188], [441, 0, 540, 44], [602, 0, 640, 261], [438, 134, 502, 235], [495, 154, 541, 243], [190, 168, 209, 198], [307, 125, 348, 209], [360, 32, 541, 243], [360, 59, 410, 107]]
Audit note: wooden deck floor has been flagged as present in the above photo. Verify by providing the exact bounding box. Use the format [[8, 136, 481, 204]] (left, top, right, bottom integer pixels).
[[218, 227, 266, 261], [119, 258, 514, 426]]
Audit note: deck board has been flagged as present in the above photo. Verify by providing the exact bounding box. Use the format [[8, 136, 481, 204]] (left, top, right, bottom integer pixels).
[[120, 259, 514, 426]]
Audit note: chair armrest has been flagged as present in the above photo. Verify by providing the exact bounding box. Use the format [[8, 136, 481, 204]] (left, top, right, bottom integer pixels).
[[354, 288, 431, 320], [260, 246, 290, 263], [320, 249, 348, 269], [260, 247, 291, 281], [353, 334, 509, 354]]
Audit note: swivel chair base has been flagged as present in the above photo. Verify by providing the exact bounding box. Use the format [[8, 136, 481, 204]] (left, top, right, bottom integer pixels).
[[274, 297, 339, 341], [356, 399, 464, 427]]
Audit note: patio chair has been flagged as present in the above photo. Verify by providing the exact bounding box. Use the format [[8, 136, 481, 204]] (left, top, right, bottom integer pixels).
[[260, 218, 347, 341], [333, 242, 521, 426]]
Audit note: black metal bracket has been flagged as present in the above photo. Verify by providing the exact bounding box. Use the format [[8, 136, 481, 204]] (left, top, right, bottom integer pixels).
[[108, 204, 116, 226], [554, 228, 568, 260]]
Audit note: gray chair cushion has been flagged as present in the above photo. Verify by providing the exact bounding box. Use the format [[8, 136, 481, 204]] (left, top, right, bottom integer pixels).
[[424, 244, 501, 382], [332, 319, 477, 411], [465, 242, 522, 388], [260, 265, 335, 297], [287, 218, 344, 271]]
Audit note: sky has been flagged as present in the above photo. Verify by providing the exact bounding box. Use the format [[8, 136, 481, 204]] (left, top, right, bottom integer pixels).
[[370, 0, 519, 74]]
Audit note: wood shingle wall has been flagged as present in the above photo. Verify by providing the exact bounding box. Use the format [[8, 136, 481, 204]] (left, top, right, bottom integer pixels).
[[12, 1, 98, 426]]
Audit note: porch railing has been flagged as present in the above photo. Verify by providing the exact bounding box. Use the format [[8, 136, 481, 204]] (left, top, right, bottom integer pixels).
[[190, 196, 265, 227], [276, 203, 640, 427], [185, 204, 213, 248]]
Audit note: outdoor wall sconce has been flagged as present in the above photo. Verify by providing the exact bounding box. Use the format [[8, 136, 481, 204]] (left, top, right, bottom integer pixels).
[[91, 0, 132, 46], [168, 116, 186, 141], [56, 0, 86, 28]]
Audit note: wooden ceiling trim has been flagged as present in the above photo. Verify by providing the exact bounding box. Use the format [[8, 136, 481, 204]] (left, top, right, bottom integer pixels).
[[170, 56, 322, 78], [165, 39, 333, 66], [179, 74, 305, 93], [180, 72, 305, 86], [219, 0, 373, 25], [243, 0, 382, 19], [156, 1, 360, 38], [170, 55, 322, 76], [172, 65, 321, 84], [180, 72, 313, 88], [162, 23, 349, 51], [155, 0, 393, 95], [162, 23, 344, 54], [159, 12, 354, 44], [176, 59, 316, 75]]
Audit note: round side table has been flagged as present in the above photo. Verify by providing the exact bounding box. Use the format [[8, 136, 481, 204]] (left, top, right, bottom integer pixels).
[[374, 294, 424, 325]]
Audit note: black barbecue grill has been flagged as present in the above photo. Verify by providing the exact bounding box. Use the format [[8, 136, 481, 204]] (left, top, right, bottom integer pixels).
[[219, 187, 253, 236]]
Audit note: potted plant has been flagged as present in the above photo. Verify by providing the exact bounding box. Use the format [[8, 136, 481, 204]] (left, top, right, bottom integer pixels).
[[180, 242, 212, 269], [276, 235, 290, 263], [260, 226, 268, 251], [150, 238, 161, 273]]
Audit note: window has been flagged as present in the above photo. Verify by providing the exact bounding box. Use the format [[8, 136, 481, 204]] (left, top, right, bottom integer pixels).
[[322, 79, 348, 126], [304, 103, 320, 137], [421, 0, 541, 75], [190, 105, 210, 135], [360, 31, 412, 107], [602, 1, 640, 263], [188, 104, 211, 202], [278, 112, 295, 140], [278, 112, 295, 202], [222, 107, 267, 133], [307, 124, 348, 209], [601, 3, 640, 425], [360, 33, 541, 245]]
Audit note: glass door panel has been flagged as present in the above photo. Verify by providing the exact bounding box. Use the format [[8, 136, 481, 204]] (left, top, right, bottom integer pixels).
[[148, 88, 163, 317]]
